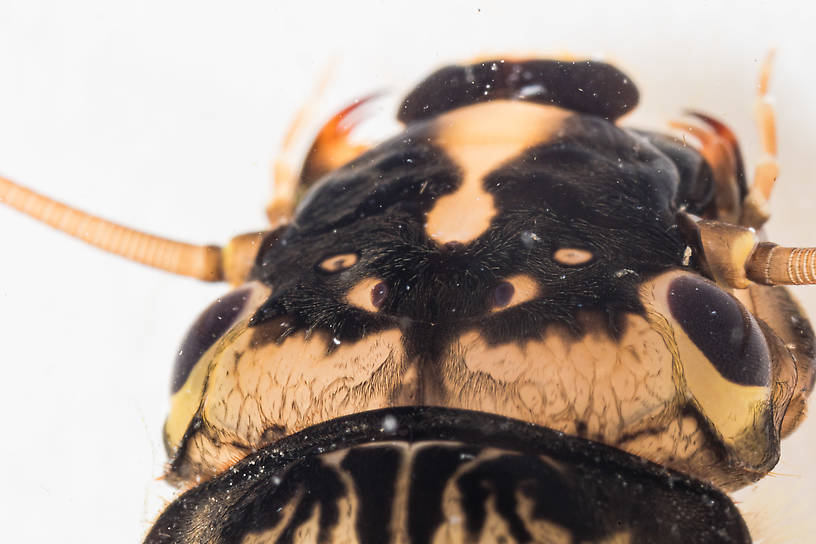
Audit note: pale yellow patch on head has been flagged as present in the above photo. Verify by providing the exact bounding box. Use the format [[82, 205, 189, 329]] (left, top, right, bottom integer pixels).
[[554, 247, 594, 265], [173, 323, 407, 481], [492, 273, 541, 311], [593, 530, 633, 544], [318, 252, 358, 272], [425, 101, 570, 244], [165, 352, 210, 454], [346, 277, 386, 312], [430, 312, 768, 485], [441, 313, 677, 442]]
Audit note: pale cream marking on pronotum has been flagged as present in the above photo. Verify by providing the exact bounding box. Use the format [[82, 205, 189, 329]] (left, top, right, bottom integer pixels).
[[476, 495, 516, 543], [290, 502, 321, 543], [319, 252, 359, 273], [553, 247, 594, 266], [390, 442, 415, 544], [425, 101, 571, 244], [431, 448, 512, 544]]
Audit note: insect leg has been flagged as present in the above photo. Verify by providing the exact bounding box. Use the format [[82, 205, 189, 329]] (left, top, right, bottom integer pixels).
[[295, 94, 377, 193], [669, 117, 743, 223], [741, 51, 779, 229], [266, 66, 334, 227]]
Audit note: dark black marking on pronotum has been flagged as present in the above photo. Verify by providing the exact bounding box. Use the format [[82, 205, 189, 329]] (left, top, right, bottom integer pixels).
[[217, 457, 345, 544], [408, 444, 481, 543], [144, 407, 751, 544], [398, 59, 639, 123], [340, 447, 402, 543], [668, 275, 771, 386], [170, 286, 250, 393]]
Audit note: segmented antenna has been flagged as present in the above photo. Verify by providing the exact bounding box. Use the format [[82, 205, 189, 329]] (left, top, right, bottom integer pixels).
[[0, 175, 224, 282], [695, 219, 816, 286], [746, 244, 816, 286]]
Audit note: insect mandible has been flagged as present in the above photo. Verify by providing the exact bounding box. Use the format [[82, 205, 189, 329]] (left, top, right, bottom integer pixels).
[[2, 56, 814, 543]]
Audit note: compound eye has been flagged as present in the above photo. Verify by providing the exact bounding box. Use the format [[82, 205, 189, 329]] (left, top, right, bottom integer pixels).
[[171, 287, 250, 393], [491, 274, 540, 311], [667, 275, 770, 386], [347, 278, 389, 312]]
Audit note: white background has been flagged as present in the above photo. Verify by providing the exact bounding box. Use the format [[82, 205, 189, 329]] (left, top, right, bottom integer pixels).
[[1, 1, 815, 542]]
